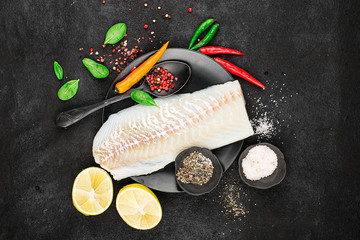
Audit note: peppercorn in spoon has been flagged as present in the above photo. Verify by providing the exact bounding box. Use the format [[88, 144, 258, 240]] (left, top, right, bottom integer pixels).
[[55, 61, 191, 128]]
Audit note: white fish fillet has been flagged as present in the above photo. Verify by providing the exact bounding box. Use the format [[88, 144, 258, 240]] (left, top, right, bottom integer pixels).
[[93, 81, 254, 180]]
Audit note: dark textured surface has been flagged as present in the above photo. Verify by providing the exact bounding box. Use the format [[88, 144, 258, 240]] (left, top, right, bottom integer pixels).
[[1, 0, 360, 239]]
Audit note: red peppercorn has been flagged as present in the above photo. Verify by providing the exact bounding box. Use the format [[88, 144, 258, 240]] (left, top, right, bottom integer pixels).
[[188, 8, 192, 13], [90, 48, 93, 52], [146, 67, 179, 92], [144, 24, 149, 29]]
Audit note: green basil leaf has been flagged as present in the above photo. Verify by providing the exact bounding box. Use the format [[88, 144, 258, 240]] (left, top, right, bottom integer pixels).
[[54, 61, 63, 80], [58, 79, 80, 101], [104, 23, 127, 45], [82, 58, 109, 78], [131, 90, 159, 108]]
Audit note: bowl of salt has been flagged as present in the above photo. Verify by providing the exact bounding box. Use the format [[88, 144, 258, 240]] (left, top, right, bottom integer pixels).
[[238, 142, 286, 189]]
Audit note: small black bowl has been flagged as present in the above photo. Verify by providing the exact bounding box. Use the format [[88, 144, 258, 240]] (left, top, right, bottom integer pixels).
[[175, 147, 223, 196], [238, 143, 286, 189]]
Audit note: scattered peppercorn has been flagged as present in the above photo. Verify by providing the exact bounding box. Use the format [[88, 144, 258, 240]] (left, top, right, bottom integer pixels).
[[162, 13, 172, 19], [144, 24, 149, 29], [188, 8, 193, 13]]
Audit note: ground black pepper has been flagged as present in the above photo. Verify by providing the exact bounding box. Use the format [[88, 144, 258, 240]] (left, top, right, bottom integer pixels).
[[176, 151, 214, 185]]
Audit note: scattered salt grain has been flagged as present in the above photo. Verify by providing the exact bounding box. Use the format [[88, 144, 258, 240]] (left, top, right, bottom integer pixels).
[[250, 116, 275, 139]]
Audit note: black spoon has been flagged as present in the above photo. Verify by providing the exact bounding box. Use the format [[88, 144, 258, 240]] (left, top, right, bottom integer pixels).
[[56, 61, 191, 128]]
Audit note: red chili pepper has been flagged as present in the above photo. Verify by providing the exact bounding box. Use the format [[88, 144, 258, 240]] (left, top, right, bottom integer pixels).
[[200, 46, 244, 55], [214, 57, 265, 89]]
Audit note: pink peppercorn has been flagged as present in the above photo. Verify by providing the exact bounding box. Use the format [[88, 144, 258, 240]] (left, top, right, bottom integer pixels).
[[188, 8, 192, 13], [144, 24, 149, 29], [146, 67, 178, 92]]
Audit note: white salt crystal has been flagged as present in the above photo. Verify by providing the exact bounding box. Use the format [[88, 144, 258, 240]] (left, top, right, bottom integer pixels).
[[242, 145, 278, 180]]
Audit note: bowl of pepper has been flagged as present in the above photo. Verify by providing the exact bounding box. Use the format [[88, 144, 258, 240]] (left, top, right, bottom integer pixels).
[[175, 147, 223, 196], [238, 142, 286, 189]]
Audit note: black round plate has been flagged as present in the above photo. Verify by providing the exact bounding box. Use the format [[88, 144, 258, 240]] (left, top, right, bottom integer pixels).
[[102, 48, 243, 193], [239, 142, 286, 189]]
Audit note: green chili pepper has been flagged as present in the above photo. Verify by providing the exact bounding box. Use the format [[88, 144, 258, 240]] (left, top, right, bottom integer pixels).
[[188, 18, 216, 49], [190, 24, 219, 50]]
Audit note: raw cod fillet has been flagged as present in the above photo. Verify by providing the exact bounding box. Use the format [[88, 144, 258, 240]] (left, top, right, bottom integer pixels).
[[93, 81, 254, 180]]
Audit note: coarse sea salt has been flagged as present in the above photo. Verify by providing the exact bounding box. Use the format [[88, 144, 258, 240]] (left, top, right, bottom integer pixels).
[[242, 145, 278, 181]]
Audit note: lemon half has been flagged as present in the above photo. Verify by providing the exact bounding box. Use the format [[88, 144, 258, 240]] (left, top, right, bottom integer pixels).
[[116, 183, 162, 230], [72, 167, 113, 216]]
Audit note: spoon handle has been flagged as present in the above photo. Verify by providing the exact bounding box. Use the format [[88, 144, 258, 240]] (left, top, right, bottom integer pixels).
[[56, 91, 132, 128]]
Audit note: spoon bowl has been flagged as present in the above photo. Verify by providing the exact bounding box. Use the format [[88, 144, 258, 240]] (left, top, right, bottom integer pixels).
[[55, 60, 191, 128], [140, 61, 191, 97]]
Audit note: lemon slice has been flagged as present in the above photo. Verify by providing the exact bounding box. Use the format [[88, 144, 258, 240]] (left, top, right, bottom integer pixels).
[[116, 183, 162, 230], [72, 167, 113, 216]]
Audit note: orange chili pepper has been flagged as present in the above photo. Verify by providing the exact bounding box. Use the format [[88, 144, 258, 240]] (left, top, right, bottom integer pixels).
[[115, 41, 169, 93]]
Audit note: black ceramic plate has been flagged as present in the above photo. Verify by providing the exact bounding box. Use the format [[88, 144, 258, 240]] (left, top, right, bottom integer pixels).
[[239, 143, 286, 189], [102, 48, 243, 193]]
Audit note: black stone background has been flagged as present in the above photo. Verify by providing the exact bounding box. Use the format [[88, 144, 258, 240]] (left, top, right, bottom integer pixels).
[[1, 0, 360, 239]]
